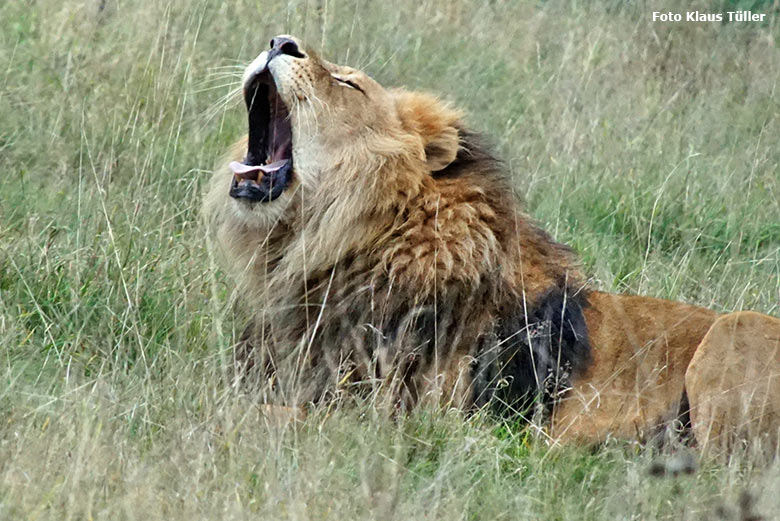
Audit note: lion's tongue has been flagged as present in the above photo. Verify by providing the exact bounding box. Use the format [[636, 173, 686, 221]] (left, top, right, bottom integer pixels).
[[229, 159, 289, 179]]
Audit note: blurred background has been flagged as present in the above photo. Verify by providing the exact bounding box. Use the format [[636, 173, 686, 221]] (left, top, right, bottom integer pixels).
[[1, 1, 779, 519]]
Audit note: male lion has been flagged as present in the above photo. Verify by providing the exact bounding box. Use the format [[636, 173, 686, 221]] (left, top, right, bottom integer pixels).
[[204, 36, 780, 453]]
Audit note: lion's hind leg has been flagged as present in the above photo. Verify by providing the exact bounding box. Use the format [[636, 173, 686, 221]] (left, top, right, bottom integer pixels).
[[685, 311, 780, 456]]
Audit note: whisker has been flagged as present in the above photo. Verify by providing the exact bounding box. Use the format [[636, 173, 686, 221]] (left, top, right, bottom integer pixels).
[[198, 73, 243, 83], [199, 86, 243, 131], [192, 82, 243, 94], [207, 64, 246, 70]]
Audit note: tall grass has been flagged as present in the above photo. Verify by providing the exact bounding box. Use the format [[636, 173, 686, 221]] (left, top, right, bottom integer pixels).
[[1, 0, 779, 519]]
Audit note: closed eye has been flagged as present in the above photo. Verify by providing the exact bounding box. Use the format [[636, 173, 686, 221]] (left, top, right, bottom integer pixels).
[[332, 75, 364, 93]]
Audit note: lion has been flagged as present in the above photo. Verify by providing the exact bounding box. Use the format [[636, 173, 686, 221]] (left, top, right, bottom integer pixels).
[[203, 35, 780, 454]]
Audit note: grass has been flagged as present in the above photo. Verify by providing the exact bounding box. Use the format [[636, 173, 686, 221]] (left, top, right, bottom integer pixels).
[[1, 0, 779, 519]]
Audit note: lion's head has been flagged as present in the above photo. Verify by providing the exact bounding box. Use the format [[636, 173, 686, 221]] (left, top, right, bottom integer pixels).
[[205, 35, 476, 285], [230, 35, 461, 198]]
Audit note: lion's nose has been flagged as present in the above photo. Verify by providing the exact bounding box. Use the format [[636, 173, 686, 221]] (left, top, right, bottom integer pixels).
[[269, 36, 305, 59]]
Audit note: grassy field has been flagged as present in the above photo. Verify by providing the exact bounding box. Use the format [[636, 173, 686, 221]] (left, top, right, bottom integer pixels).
[[2, 0, 779, 519]]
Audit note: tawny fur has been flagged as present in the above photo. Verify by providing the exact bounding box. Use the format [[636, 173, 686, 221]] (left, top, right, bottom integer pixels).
[[685, 312, 780, 455]]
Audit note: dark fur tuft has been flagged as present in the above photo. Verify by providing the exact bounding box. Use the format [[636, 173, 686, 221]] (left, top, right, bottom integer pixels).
[[471, 285, 592, 418]]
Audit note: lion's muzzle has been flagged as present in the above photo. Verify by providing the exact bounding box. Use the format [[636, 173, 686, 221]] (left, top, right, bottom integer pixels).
[[229, 37, 303, 203]]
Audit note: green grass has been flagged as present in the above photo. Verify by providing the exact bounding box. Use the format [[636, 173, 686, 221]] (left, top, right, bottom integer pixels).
[[1, 0, 779, 519]]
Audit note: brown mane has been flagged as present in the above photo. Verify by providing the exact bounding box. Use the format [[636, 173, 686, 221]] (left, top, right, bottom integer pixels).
[[205, 72, 590, 411]]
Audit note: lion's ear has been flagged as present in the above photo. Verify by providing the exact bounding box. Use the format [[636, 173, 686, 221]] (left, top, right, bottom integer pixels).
[[395, 91, 462, 172]]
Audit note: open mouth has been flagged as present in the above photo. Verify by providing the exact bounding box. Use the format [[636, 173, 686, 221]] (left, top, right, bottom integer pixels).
[[229, 68, 293, 203]]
